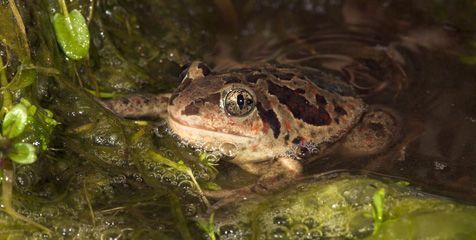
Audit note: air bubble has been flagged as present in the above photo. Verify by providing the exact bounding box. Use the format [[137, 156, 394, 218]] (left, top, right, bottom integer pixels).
[[271, 226, 290, 239], [15, 168, 37, 189], [205, 153, 221, 163], [59, 225, 78, 237], [273, 215, 292, 227], [220, 224, 240, 239], [100, 228, 122, 240], [307, 230, 323, 240], [291, 223, 309, 238], [32, 231, 50, 239], [132, 174, 143, 183], [184, 203, 197, 217], [161, 172, 177, 185], [219, 143, 237, 157], [178, 180, 194, 191], [197, 171, 211, 181], [40, 206, 60, 218], [302, 217, 318, 228], [176, 173, 188, 181], [111, 175, 127, 184]]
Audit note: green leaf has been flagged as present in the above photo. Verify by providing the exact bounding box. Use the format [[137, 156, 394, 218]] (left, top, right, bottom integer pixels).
[[196, 213, 216, 240], [5, 67, 36, 91], [2, 104, 28, 139], [8, 143, 37, 164], [372, 188, 386, 235], [19, 99, 58, 151], [148, 150, 210, 207], [206, 182, 221, 191], [396, 181, 410, 187], [53, 9, 90, 60]]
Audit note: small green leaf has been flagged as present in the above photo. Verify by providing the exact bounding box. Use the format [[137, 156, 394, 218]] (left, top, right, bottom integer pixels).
[[3, 104, 28, 139], [53, 9, 90, 60], [371, 188, 386, 235], [148, 150, 210, 207], [8, 143, 37, 164], [6, 67, 36, 91], [206, 182, 221, 191], [396, 181, 410, 187], [196, 213, 216, 240]]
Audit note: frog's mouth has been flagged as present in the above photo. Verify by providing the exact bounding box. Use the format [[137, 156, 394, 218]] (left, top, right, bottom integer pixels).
[[167, 114, 253, 146]]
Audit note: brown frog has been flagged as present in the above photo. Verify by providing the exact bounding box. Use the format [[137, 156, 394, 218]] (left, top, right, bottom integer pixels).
[[101, 61, 400, 206]]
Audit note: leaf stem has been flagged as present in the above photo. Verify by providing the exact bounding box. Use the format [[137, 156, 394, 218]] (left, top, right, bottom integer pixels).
[[57, 0, 70, 18], [168, 193, 193, 240], [0, 56, 12, 118], [7, 0, 30, 59], [83, 181, 96, 226], [0, 55, 8, 87]]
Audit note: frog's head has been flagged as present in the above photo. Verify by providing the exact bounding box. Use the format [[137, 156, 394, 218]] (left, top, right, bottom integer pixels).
[[167, 61, 269, 156]]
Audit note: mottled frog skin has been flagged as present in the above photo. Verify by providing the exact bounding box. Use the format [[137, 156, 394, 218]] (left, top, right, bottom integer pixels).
[[102, 61, 400, 202]]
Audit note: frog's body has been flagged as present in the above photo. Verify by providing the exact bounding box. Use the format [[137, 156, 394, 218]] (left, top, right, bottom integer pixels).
[[101, 61, 400, 203]]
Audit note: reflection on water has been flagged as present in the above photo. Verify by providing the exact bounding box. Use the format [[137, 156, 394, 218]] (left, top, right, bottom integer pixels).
[[209, 0, 476, 203]]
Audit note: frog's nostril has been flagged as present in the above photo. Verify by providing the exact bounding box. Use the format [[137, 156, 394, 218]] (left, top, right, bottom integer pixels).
[[197, 62, 211, 76]]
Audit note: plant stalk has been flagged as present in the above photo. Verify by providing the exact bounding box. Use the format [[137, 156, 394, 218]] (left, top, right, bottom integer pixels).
[[1, 159, 52, 234], [57, 0, 70, 18]]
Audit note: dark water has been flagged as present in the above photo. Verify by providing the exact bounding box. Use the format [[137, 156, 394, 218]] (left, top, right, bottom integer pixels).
[[206, 0, 476, 203]]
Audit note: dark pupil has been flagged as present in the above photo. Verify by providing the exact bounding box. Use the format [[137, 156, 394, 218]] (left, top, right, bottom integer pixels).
[[237, 94, 245, 110]]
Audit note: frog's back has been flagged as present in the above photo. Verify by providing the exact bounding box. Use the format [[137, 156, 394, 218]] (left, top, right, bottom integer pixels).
[[226, 63, 367, 158]]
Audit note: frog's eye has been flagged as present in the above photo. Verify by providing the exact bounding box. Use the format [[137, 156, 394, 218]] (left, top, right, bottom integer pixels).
[[224, 88, 256, 116]]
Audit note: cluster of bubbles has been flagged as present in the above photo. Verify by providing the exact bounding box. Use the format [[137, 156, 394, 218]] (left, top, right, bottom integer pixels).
[[269, 215, 322, 240], [218, 214, 326, 240]]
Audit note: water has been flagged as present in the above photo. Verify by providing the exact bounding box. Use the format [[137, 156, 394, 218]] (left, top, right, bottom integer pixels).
[[206, 0, 476, 203]]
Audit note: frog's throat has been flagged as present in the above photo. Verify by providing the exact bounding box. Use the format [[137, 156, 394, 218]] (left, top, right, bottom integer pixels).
[[167, 115, 253, 146]]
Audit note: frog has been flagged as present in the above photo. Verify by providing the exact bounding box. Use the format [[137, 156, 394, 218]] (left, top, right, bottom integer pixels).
[[100, 61, 400, 207]]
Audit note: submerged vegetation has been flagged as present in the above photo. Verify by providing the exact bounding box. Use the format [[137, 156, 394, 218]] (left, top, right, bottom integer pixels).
[[215, 174, 476, 239], [0, 0, 475, 239], [0, 0, 215, 238]]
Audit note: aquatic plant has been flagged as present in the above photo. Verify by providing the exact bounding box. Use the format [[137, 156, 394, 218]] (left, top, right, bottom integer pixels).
[[53, 0, 90, 60], [371, 188, 385, 235]]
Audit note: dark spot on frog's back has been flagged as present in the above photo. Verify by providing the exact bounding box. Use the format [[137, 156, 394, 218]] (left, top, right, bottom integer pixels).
[[202, 93, 221, 105], [121, 97, 130, 105], [182, 104, 200, 116], [334, 105, 347, 115], [181, 93, 220, 116], [246, 73, 267, 83], [256, 103, 281, 139], [267, 81, 332, 126], [271, 71, 294, 80], [223, 76, 242, 84], [316, 94, 327, 106], [284, 134, 290, 143]]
